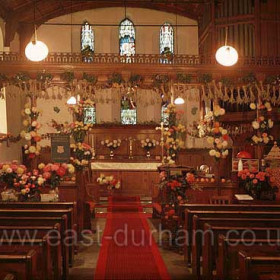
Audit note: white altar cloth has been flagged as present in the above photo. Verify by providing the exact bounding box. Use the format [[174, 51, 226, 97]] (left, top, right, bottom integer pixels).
[[91, 162, 161, 171]]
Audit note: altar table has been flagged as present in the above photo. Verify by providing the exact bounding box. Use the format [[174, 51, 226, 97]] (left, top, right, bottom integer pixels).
[[90, 161, 161, 197]]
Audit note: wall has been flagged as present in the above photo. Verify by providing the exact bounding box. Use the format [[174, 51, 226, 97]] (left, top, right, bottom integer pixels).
[[34, 7, 198, 55], [0, 86, 24, 162]]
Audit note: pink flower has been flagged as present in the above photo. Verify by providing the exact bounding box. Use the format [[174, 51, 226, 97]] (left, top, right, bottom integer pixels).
[[253, 179, 258, 184], [43, 172, 51, 179], [33, 169, 39, 176], [43, 164, 52, 172], [51, 164, 59, 171]]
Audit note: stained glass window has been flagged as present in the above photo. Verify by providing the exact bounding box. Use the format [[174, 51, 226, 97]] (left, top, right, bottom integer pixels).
[[121, 97, 137, 125], [161, 102, 169, 126], [119, 18, 136, 57], [83, 106, 96, 124], [81, 21, 94, 62], [160, 23, 174, 55]]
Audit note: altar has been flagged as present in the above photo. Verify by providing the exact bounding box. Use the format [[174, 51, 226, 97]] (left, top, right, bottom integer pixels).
[[90, 161, 160, 198]]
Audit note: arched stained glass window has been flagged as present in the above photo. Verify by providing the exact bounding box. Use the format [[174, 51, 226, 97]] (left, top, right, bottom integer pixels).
[[81, 21, 94, 62], [121, 96, 137, 125], [119, 18, 135, 57], [160, 22, 174, 55], [161, 102, 169, 126], [83, 106, 96, 124]]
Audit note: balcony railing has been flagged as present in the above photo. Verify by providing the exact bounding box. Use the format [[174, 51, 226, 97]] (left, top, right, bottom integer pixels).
[[0, 52, 280, 67]]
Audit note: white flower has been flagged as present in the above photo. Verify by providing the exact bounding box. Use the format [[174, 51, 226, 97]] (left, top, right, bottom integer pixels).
[[250, 103, 256, 110], [215, 151, 221, 158], [105, 140, 109, 144], [207, 137, 214, 144], [221, 129, 228, 135], [252, 121, 260, 130], [31, 121, 37, 127], [24, 108, 31, 115], [29, 145, 36, 153], [146, 138, 150, 143], [209, 149, 216, 156], [219, 108, 225, 115], [265, 102, 272, 111], [268, 119, 274, 128], [25, 133, 32, 141], [101, 141, 105, 145]]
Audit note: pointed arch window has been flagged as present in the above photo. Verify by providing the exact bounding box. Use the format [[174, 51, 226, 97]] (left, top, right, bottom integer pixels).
[[83, 105, 96, 125], [119, 18, 136, 57], [160, 22, 174, 55], [161, 102, 169, 126], [81, 21, 94, 62], [121, 96, 137, 125]]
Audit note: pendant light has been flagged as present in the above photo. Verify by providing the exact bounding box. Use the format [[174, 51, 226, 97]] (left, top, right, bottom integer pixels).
[[215, 27, 238, 67], [174, 96, 185, 105], [25, 0, 48, 61]]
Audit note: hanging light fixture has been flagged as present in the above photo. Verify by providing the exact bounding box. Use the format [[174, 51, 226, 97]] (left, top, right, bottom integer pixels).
[[215, 27, 238, 67], [25, 0, 48, 61], [174, 96, 185, 105]]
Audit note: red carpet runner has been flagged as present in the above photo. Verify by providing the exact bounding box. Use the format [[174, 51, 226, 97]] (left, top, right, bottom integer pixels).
[[94, 196, 171, 280]]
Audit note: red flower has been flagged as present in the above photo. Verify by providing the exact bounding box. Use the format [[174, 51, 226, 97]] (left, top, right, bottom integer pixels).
[[222, 135, 229, 141], [56, 167, 66, 177]]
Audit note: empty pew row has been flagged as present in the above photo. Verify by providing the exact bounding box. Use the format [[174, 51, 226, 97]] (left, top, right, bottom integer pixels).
[[0, 202, 80, 280], [180, 204, 280, 279]]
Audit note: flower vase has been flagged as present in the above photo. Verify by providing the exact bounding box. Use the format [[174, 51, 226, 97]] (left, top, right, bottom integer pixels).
[[110, 150, 114, 159], [146, 150, 151, 159]]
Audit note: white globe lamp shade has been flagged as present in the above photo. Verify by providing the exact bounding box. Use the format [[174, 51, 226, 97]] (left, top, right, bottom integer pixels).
[[215, 45, 238, 67], [25, 40, 49, 62], [67, 96, 77, 105], [174, 97, 185, 105]]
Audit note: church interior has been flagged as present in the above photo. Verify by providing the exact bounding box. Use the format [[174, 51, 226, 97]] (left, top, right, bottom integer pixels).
[[0, 0, 280, 279]]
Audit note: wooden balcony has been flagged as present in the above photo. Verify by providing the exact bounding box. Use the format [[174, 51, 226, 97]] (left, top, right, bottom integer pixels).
[[0, 52, 280, 77]]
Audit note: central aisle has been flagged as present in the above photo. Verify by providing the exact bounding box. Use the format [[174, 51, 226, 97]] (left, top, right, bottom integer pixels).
[[94, 196, 171, 280]]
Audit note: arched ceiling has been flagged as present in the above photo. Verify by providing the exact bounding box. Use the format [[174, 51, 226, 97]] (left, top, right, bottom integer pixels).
[[0, 0, 212, 48], [0, 0, 207, 24]]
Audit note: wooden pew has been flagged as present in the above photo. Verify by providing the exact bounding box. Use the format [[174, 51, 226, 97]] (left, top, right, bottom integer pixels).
[[0, 208, 75, 267], [217, 234, 280, 280], [192, 216, 280, 277], [0, 216, 69, 280], [0, 237, 52, 280], [0, 249, 37, 280], [184, 209, 280, 264], [202, 224, 280, 279], [1, 274, 16, 280], [179, 204, 280, 225], [0, 225, 62, 280], [239, 251, 280, 280]]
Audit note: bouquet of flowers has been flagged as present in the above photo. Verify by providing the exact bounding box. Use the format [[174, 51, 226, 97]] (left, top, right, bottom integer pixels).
[[0, 161, 27, 189], [238, 168, 277, 199], [97, 174, 121, 190], [20, 104, 42, 159], [204, 105, 229, 160], [141, 138, 159, 150], [101, 139, 122, 150], [70, 143, 92, 170], [70, 121, 92, 143], [250, 102, 274, 145], [159, 104, 186, 164], [38, 162, 75, 188]]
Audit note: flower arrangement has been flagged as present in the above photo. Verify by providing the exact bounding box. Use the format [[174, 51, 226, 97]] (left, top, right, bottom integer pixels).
[[0, 161, 74, 201], [250, 102, 274, 145], [70, 121, 92, 143], [238, 168, 277, 199], [101, 139, 122, 150], [38, 162, 75, 188], [20, 104, 42, 159], [204, 105, 229, 160], [140, 138, 159, 150], [160, 104, 186, 164], [70, 142, 92, 170], [97, 174, 121, 190]]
